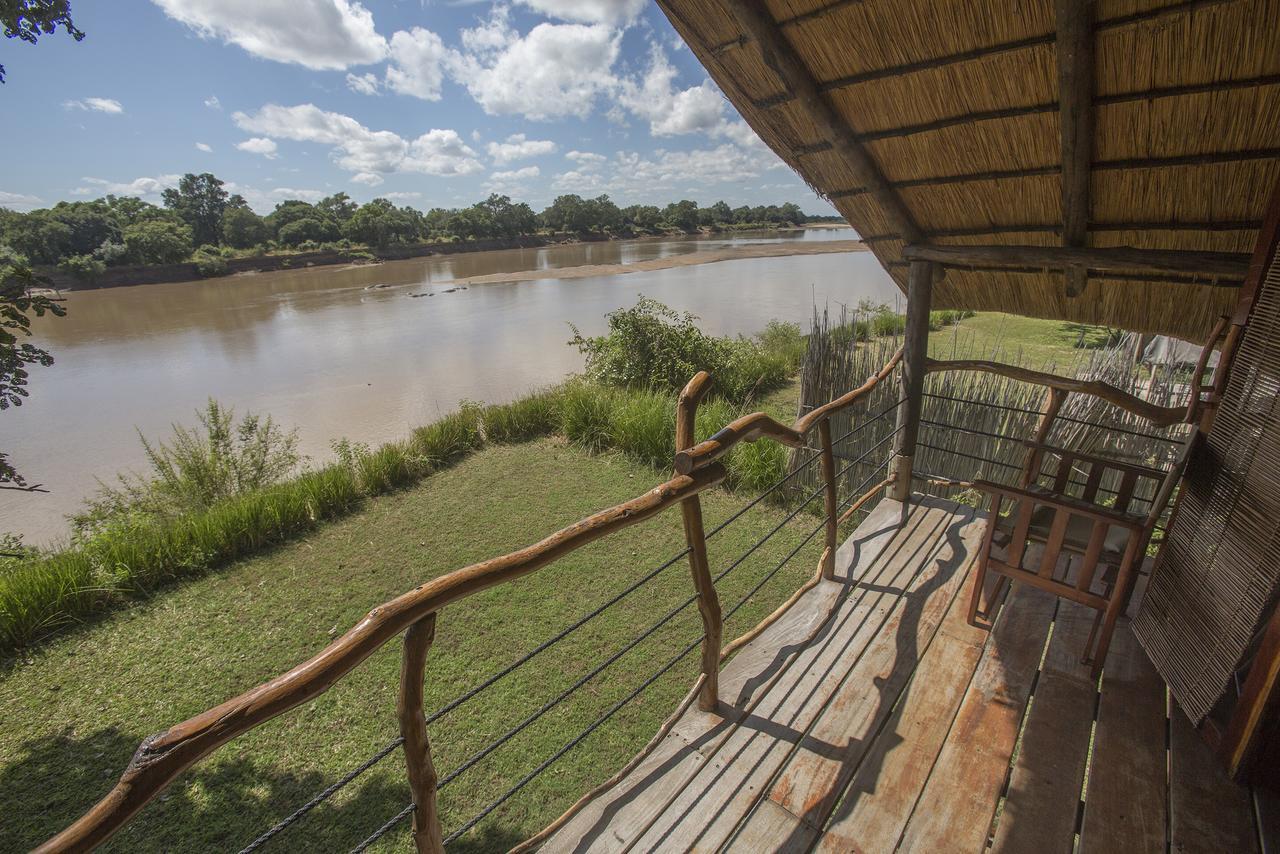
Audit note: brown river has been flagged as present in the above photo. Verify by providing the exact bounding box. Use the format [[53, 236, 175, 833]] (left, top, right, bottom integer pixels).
[[5, 228, 899, 544]]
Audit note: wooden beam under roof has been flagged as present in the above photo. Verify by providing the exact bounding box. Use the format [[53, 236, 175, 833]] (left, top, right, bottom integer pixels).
[[1056, 0, 1095, 297], [727, 0, 923, 245], [901, 243, 1250, 278]]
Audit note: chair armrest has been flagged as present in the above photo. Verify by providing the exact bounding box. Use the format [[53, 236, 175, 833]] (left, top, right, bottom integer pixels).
[[971, 480, 1147, 531], [1019, 441, 1168, 481]]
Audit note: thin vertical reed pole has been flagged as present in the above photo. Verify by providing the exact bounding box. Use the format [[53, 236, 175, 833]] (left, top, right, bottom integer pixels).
[[1020, 388, 1067, 487], [890, 260, 934, 501], [819, 417, 839, 580], [399, 614, 444, 854], [676, 371, 721, 712]]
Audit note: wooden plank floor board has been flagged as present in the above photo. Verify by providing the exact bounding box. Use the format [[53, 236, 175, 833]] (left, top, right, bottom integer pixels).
[[814, 551, 992, 853], [1170, 701, 1259, 854], [990, 599, 1099, 853], [1077, 621, 1167, 854], [894, 584, 1058, 853]]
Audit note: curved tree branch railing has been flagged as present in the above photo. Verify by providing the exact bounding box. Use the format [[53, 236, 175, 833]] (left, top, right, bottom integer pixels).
[[36, 337, 1206, 853]]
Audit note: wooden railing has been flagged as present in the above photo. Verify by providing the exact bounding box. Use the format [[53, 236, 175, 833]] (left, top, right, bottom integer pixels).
[[35, 352, 905, 854]]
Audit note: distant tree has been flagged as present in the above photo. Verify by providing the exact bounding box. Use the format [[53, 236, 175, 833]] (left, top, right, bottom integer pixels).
[[478, 193, 536, 238], [662, 200, 699, 232], [318, 192, 358, 225], [0, 0, 83, 83], [103, 194, 172, 226], [622, 204, 662, 231], [731, 205, 752, 224], [779, 202, 805, 225], [49, 200, 118, 256], [220, 196, 267, 249], [277, 216, 338, 247], [162, 173, 228, 247], [586, 194, 622, 232], [1, 209, 72, 263], [708, 200, 732, 224], [345, 198, 418, 248], [541, 194, 590, 233], [0, 246, 65, 490], [423, 207, 453, 238], [122, 219, 192, 264], [266, 199, 336, 237]]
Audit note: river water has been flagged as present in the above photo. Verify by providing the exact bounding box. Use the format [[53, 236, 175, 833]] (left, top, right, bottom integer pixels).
[[5, 228, 899, 544]]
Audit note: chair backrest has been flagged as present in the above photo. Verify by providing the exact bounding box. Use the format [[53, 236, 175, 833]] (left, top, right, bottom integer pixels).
[[1144, 426, 1200, 530]]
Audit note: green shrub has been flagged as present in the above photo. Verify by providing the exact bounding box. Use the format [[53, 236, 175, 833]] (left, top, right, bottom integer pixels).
[[57, 253, 106, 282], [410, 405, 484, 467], [607, 388, 676, 467], [193, 247, 229, 277], [482, 390, 564, 443], [558, 382, 617, 452], [569, 297, 791, 405]]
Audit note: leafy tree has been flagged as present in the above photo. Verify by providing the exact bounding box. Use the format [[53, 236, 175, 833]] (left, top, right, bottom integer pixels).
[[57, 252, 104, 282], [220, 196, 267, 249], [1, 246, 65, 489], [161, 173, 228, 247], [277, 216, 338, 247], [0, 0, 83, 82], [705, 200, 732, 224], [476, 193, 536, 238], [317, 192, 358, 224], [586, 194, 622, 232], [1, 209, 71, 263], [622, 204, 661, 231], [540, 194, 588, 233], [779, 202, 805, 224], [423, 207, 453, 238], [49, 200, 118, 256], [345, 198, 419, 248], [122, 219, 192, 264], [103, 194, 171, 226], [662, 199, 699, 232]]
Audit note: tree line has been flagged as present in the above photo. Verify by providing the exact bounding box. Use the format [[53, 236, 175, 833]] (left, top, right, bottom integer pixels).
[[0, 172, 834, 280]]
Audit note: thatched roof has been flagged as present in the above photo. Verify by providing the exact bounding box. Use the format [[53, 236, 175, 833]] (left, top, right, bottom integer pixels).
[[655, 0, 1280, 342]]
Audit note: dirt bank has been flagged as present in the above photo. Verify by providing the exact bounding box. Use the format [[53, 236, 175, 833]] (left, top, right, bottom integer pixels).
[[432, 238, 868, 287]]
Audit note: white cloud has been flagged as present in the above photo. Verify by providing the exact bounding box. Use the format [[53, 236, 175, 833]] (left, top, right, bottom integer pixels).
[[151, 0, 386, 70], [195, 142, 213, 152], [204, 94, 221, 109], [384, 191, 421, 201], [446, 10, 621, 121], [233, 103, 483, 178], [351, 171, 384, 186], [237, 137, 279, 158], [72, 174, 181, 199], [485, 165, 540, 193], [0, 190, 43, 211], [346, 72, 379, 95], [514, 0, 646, 25], [385, 27, 447, 100], [487, 133, 557, 165], [566, 150, 606, 166], [269, 187, 326, 202], [552, 145, 773, 196], [64, 97, 124, 114]]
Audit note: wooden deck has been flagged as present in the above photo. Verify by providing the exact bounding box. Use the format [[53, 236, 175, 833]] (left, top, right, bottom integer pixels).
[[540, 495, 1263, 853]]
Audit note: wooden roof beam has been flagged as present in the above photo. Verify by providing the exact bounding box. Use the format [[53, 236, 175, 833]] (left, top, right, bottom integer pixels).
[[901, 243, 1250, 278], [1056, 0, 1095, 298], [729, 0, 923, 245]]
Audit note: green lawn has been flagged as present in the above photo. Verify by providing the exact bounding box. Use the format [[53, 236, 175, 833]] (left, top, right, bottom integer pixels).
[[1, 439, 828, 853], [930, 312, 1116, 369]]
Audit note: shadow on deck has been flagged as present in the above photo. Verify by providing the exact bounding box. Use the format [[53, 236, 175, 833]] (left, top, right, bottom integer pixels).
[[540, 495, 1261, 853]]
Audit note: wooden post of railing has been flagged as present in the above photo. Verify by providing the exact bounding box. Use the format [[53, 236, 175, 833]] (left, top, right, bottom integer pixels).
[[889, 259, 935, 501], [676, 371, 722, 712], [399, 614, 444, 854], [818, 417, 839, 580], [1020, 388, 1067, 487]]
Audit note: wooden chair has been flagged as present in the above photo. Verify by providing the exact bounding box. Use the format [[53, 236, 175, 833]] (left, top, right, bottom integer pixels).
[[967, 429, 1198, 677]]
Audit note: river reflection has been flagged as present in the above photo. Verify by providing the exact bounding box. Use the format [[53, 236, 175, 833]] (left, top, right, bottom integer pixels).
[[5, 229, 898, 544]]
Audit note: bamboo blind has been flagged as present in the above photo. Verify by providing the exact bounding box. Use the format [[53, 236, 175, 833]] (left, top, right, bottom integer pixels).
[[1135, 238, 1280, 724]]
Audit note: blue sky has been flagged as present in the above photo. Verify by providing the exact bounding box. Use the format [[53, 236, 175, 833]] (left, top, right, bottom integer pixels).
[[0, 0, 837, 216]]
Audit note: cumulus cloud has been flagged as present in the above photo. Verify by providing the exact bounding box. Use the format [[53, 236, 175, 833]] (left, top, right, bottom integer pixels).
[[346, 72, 379, 95], [487, 133, 557, 165], [566, 150, 607, 166], [204, 94, 221, 109], [268, 187, 326, 202], [552, 145, 774, 196], [384, 191, 421, 201], [237, 137, 279, 158], [485, 165, 540, 193], [72, 174, 181, 199], [351, 171, 384, 186], [0, 190, 43, 211], [446, 9, 621, 120], [515, 0, 646, 25], [384, 27, 447, 100], [64, 97, 124, 114], [151, 0, 386, 70], [233, 103, 483, 178], [195, 142, 213, 152]]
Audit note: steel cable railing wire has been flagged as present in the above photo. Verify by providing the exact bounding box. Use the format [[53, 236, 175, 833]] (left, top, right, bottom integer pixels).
[[922, 391, 1182, 445], [348, 802, 416, 854], [241, 398, 904, 851]]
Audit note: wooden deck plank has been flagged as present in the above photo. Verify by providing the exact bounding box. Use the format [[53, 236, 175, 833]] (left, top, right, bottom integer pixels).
[[814, 548, 991, 853], [991, 599, 1099, 853], [1078, 621, 1167, 854], [1170, 701, 1259, 854], [725, 797, 819, 853], [628, 505, 957, 851], [764, 505, 984, 825], [895, 583, 1059, 853]]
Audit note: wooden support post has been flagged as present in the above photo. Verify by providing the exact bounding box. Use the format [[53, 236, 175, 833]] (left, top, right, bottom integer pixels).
[[399, 614, 444, 854], [1055, 0, 1095, 297], [818, 417, 839, 579], [1020, 388, 1068, 487], [676, 371, 721, 712], [890, 260, 934, 501]]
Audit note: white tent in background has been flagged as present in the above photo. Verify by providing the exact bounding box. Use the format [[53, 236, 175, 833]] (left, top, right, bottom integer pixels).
[[1141, 335, 1221, 369]]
